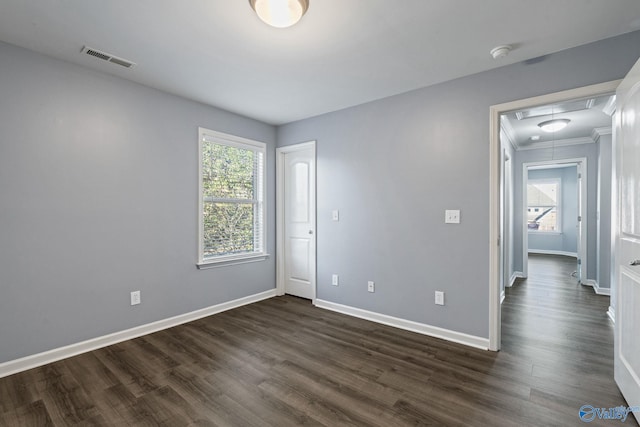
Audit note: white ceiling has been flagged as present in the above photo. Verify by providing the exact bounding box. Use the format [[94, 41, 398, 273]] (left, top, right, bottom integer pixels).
[[501, 94, 615, 150], [1, 1, 640, 125]]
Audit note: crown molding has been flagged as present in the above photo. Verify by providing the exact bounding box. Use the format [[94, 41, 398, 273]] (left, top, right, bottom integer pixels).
[[516, 136, 594, 151], [602, 96, 616, 117], [592, 126, 612, 141], [500, 117, 517, 150]]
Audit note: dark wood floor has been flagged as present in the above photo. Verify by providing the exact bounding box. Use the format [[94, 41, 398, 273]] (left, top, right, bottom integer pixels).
[[1, 254, 635, 426]]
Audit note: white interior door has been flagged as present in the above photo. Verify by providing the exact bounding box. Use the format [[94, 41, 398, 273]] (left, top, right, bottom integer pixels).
[[614, 57, 640, 423], [278, 143, 316, 300]]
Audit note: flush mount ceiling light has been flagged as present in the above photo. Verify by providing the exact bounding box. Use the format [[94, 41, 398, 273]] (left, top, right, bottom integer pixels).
[[538, 119, 570, 133], [249, 0, 309, 28]]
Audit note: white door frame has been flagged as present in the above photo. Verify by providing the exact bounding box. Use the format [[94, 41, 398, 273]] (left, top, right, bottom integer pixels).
[[499, 149, 510, 304], [276, 141, 317, 302], [489, 80, 620, 351], [522, 159, 587, 281]]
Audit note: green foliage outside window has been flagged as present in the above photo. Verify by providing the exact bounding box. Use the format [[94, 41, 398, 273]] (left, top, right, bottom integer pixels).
[[201, 141, 263, 258]]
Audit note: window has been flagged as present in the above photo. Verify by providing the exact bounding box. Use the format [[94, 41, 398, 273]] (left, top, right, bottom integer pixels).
[[527, 178, 560, 232], [198, 128, 266, 266]]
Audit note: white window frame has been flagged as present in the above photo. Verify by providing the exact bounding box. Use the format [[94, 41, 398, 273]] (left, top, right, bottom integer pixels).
[[197, 128, 267, 268], [527, 177, 562, 234]]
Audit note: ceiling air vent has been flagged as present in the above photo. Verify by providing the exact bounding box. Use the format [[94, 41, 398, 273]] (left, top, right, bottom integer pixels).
[[81, 46, 136, 69]]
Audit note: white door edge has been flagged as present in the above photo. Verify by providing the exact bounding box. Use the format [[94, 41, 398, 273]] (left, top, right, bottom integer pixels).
[[488, 79, 621, 351], [276, 141, 317, 303]]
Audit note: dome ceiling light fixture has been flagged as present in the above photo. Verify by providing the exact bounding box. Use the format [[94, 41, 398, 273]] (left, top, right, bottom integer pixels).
[[249, 0, 309, 28], [538, 118, 570, 133]]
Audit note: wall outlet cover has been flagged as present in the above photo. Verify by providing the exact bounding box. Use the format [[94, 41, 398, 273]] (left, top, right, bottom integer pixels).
[[445, 209, 461, 224]]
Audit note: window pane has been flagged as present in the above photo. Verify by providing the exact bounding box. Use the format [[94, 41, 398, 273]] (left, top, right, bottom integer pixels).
[[198, 128, 266, 264], [536, 208, 558, 232], [203, 202, 256, 258], [527, 181, 559, 232], [202, 143, 256, 200]]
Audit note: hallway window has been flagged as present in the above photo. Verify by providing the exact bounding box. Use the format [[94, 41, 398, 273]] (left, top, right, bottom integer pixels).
[[527, 179, 560, 232], [198, 128, 266, 266]]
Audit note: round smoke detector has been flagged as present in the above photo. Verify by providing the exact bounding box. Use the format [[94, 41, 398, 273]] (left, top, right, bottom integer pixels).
[[490, 45, 512, 59]]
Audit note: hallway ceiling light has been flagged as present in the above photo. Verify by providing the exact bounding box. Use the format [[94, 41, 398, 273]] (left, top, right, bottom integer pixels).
[[249, 0, 309, 28], [538, 119, 570, 133]]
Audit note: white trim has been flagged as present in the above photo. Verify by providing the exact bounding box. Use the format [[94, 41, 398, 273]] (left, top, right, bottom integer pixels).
[[197, 253, 269, 269], [0, 289, 276, 379], [489, 79, 621, 352], [489, 99, 501, 351], [197, 127, 267, 266], [276, 141, 317, 302], [528, 231, 563, 236], [516, 136, 595, 151], [200, 128, 267, 150], [585, 279, 611, 296], [500, 290, 506, 304], [607, 306, 616, 323], [592, 126, 613, 140], [509, 271, 525, 287], [522, 157, 587, 285], [500, 121, 517, 151], [315, 299, 490, 351], [527, 249, 577, 257]]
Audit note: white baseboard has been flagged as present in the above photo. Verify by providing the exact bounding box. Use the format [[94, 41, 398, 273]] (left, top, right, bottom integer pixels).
[[607, 306, 615, 323], [584, 279, 611, 296], [0, 289, 277, 379], [315, 299, 489, 351], [508, 271, 524, 287], [528, 249, 577, 258]]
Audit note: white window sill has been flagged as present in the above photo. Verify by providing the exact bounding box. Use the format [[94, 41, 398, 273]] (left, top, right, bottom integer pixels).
[[197, 253, 270, 269], [528, 231, 562, 235]]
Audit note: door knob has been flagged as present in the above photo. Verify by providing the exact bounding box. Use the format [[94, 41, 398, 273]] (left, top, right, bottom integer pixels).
[[308, 230, 313, 235], [629, 260, 640, 266]]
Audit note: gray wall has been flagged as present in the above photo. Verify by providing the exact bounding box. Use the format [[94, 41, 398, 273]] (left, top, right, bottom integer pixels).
[[527, 166, 578, 254], [277, 31, 640, 339], [0, 42, 277, 363]]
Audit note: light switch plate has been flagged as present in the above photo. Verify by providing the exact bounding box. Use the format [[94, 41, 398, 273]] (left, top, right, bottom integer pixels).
[[332, 210, 340, 221], [332, 274, 339, 286], [130, 290, 141, 306], [445, 209, 460, 224], [435, 291, 444, 306]]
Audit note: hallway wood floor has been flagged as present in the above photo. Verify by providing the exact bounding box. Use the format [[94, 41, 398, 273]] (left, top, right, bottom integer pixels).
[[0, 254, 634, 426]]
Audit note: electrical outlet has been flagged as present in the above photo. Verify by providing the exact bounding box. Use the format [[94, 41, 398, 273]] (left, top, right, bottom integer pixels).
[[332, 274, 339, 286], [445, 209, 461, 224], [435, 291, 444, 306], [368, 281, 375, 293], [130, 290, 141, 306], [332, 210, 340, 221]]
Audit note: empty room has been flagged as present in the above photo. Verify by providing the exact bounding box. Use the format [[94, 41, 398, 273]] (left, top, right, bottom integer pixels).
[[2, 1, 640, 425]]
